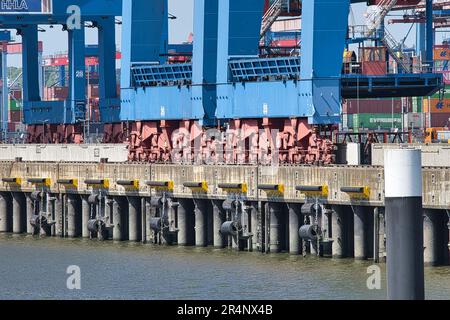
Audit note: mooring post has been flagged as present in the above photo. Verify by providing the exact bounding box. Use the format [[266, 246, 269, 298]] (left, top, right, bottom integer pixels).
[[384, 148, 424, 300]]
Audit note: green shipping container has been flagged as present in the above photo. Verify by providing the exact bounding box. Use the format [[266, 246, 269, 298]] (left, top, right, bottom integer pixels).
[[8, 99, 21, 112], [347, 113, 403, 130], [412, 97, 422, 113], [431, 85, 450, 99]]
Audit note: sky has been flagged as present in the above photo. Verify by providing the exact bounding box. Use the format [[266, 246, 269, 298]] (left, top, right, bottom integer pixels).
[[7, 0, 447, 66]]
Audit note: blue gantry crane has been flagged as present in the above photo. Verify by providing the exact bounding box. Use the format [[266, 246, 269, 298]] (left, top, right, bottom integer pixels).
[[0, 0, 120, 142], [0, 0, 443, 163]]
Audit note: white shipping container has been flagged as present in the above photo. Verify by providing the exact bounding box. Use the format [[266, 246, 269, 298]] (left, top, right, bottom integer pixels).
[[271, 18, 301, 32], [0, 144, 129, 163]]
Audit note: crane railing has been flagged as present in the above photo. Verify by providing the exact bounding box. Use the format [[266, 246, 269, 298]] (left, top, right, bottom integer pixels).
[[365, 0, 398, 37], [260, 0, 288, 40], [382, 28, 412, 73]]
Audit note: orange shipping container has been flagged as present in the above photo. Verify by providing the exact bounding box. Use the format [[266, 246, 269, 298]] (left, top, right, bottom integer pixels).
[[423, 98, 450, 114]]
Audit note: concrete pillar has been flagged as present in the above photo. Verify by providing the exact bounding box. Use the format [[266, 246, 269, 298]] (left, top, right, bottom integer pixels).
[[353, 205, 370, 260], [48, 195, 56, 236], [268, 202, 283, 253], [11, 192, 25, 234], [67, 194, 80, 238], [145, 198, 152, 243], [331, 205, 347, 258], [54, 195, 63, 237], [212, 201, 226, 248], [194, 200, 207, 247], [250, 202, 259, 251], [81, 196, 90, 238], [141, 198, 147, 244], [128, 196, 142, 242], [288, 204, 301, 255], [25, 193, 34, 234], [423, 209, 443, 266], [378, 208, 386, 262], [446, 211, 450, 265], [177, 199, 194, 246], [0, 192, 10, 232], [113, 197, 125, 241]]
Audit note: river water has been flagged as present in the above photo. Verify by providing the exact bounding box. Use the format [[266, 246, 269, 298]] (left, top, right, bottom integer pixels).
[[0, 234, 449, 300]]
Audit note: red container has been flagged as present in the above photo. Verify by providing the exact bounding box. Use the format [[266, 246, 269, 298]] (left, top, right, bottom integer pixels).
[[88, 84, 99, 98], [8, 123, 17, 132], [10, 90, 22, 100], [362, 61, 387, 75], [430, 113, 450, 128], [370, 0, 420, 5], [53, 87, 69, 100], [343, 98, 412, 114], [9, 110, 21, 123]]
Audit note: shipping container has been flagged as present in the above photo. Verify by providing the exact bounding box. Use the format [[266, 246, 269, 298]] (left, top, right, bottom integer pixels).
[[10, 90, 22, 101], [412, 97, 422, 113], [345, 113, 403, 130], [437, 131, 450, 142], [9, 110, 21, 123], [88, 84, 99, 98], [423, 98, 450, 113], [429, 113, 450, 128], [408, 113, 426, 129], [44, 86, 69, 101], [8, 99, 21, 111], [343, 98, 412, 114]]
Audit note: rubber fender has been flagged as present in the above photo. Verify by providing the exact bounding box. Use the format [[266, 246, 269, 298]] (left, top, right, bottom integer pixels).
[[30, 191, 42, 202], [88, 194, 100, 205], [301, 203, 322, 216], [30, 215, 47, 227], [222, 199, 233, 211], [220, 221, 239, 236], [150, 197, 163, 208], [87, 219, 103, 233], [299, 224, 319, 241], [301, 203, 315, 216], [150, 217, 163, 231], [222, 199, 240, 211]]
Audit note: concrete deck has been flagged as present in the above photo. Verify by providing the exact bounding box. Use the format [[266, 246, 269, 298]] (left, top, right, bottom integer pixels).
[[0, 161, 449, 209]]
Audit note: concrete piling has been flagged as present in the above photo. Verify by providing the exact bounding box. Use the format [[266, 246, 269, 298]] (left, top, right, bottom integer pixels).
[[423, 209, 448, 266], [288, 204, 301, 255], [212, 201, 226, 248], [54, 194, 64, 237], [194, 200, 207, 247], [81, 196, 90, 238], [26, 193, 34, 234], [177, 198, 194, 246], [144, 198, 152, 243], [250, 202, 259, 251], [268, 202, 283, 253], [141, 198, 147, 244], [331, 205, 347, 258], [128, 196, 142, 242], [0, 192, 10, 232], [353, 205, 370, 260], [11, 192, 25, 234], [67, 194, 81, 238], [113, 197, 125, 241]]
